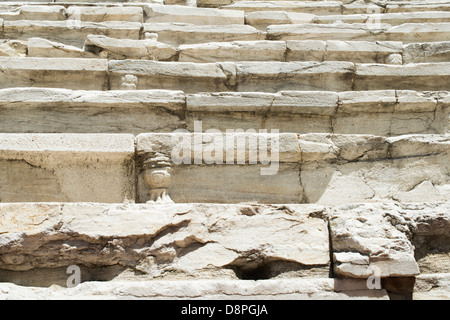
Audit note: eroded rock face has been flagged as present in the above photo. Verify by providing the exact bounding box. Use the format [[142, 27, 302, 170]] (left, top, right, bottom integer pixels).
[[330, 202, 450, 278], [0, 203, 330, 282]]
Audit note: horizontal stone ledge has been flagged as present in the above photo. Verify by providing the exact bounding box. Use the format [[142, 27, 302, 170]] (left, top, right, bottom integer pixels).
[[247, 11, 450, 29], [267, 23, 450, 43], [0, 203, 331, 281], [0, 201, 448, 288], [222, 1, 348, 15], [0, 88, 443, 115], [0, 5, 67, 21], [0, 89, 446, 135], [0, 134, 135, 203], [413, 274, 450, 300], [142, 23, 266, 46], [66, 5, 143, 22], [177, 40, 404, 64], [2, 20, 141, 47], [315, 11, 450, 26], [135, 133, 450, 203], [0, 279, 389, 299], [354, 62, 450, 91], [0, 57, 108, 90], [222, 1, 450, 14], [330, 202, 450, 278], [144, 4, 244, 25], [20, 36, 446, 66], [107, 60, 356, 93]]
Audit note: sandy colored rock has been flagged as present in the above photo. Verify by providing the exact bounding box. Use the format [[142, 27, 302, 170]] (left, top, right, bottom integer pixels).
[[178, 41, 286, 62], [0, 203, 330, 280], [27, 37, 98, 58], [66, 6, 143, 22], [144, 4, 244, 25], [0, 57, 108, 90], [142, 23, 265, 46], [0, 88, 185, 134], [0, 278, 389, 300], [85, 35, 177, 60], [0, 134, 135, 203]]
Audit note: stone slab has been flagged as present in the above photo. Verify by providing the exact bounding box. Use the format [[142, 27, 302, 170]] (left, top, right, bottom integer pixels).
[[0, 203, 330, 281], [0, 88, 185, 134], [0, 57, 108, 90], [0, 134, 135, 203]]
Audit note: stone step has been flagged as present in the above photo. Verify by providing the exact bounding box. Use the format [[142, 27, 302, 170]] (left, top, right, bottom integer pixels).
[[0, 133, 135, 203], [2, 19, 450, 47], [142, 23, 266, 46], [135, 133, 450, 204], [0, 201, 447, 294], [2, 19, 142, 47], [0, 133, 448, 204], [220, 1, 450, 14], [2, 4, 450, 27], [247, 11, 450, 29], [0, 279, 389, 299], [0, 88, 447, 136], [267, 23, 450, 43], [17, 36, 449, 65], [1, 58, 449, 92], [0, 57, 109, 90]]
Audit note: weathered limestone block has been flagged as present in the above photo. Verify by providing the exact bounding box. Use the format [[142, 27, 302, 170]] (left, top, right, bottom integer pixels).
[[325, 41, 403, 64], [385, 23, 450, 42], [184, 90, 444, 135], [0, 39, 26, 57], [386, 2, 450, 13], [0, 57, 108, 90], [0, 278, 389, 299], [144, 4, 244, 25], [186, 92, 275, 114], [414, 274, 450, 300], [299, 134, 450, 204], [0, 5, 66, 21], [268, 22, 450, 43], [285, 40, 404, 64], [108, 60, 231, 93], [270, 91, 338, 115], [335, 90, 444, 135], [27, 37, 98, 58], [178, 41, 286, 62], [380, 202, 450, 274], [314, 12, 450, 26], [338, 90, 398, 114], [267, 23, 390, 42], [245, 11, 315, 29], [0, 203, 330, 281], [136, 132, 302, 203], [66, 6, 143, 22], [85, 35, 177, 60], [0, 88, 185, 134], [142, 23, 265, 46], [0, 134, 135, 203], [3, 20, 141, 47], [329, 202, 425, 278], [222, 1, 343, 15], [197, 0, 232, 8], [354, 63, 450, 91], [403, 41, 450, 64], [235, 61, 355, 92]]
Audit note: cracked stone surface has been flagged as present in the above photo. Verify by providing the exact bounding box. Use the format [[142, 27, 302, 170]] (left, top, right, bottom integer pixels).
[[0, 203, 330, 284]]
